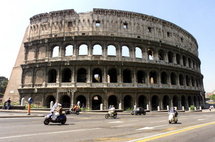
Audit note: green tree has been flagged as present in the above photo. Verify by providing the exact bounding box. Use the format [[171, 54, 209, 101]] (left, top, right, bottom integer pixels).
[[209, 94, 215, 101], [0, 76, 8, 96]]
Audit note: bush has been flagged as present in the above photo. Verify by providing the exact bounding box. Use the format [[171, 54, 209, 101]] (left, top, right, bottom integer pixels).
[[190, 105, 195, 111]]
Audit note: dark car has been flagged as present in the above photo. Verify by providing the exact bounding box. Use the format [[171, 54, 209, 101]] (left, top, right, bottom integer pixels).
[[131, 107, 146, 115]]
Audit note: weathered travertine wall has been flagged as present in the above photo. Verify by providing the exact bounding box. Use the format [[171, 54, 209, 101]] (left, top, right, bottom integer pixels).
[[28, 9, 198, 56]]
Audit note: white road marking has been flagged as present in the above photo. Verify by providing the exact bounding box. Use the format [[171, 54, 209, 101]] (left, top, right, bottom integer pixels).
[[198, 119, 205, 121], [109, 121, 123, 124], [0, 128, 101, 140], [137, 124, 167, 131]]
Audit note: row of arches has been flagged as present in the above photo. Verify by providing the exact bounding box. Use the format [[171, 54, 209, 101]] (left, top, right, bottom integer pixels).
[[25, 42, 200, 72], [48, 44, 199, 70], [45, 94, 203, 110], [44, 67, 202, 87]]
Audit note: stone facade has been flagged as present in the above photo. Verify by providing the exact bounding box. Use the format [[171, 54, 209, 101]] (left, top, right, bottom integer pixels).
[[4, 9, 204, 110]]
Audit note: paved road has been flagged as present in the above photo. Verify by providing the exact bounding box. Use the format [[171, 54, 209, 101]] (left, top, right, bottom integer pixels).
[[0, 111, 215, 142]]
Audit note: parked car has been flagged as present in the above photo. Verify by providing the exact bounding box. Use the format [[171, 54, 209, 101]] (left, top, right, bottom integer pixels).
[[131, 107, 146, 115]]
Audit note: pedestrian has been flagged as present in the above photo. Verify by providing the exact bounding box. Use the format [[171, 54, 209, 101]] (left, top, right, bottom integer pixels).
[[6, 98, 11, 110]]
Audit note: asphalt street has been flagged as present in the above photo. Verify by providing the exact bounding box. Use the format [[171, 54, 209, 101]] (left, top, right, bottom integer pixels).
[[0, 110, 215, 142]]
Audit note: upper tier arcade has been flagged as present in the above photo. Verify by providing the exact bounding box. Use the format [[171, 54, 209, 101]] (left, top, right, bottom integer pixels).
[[28, 8, 199, 56]]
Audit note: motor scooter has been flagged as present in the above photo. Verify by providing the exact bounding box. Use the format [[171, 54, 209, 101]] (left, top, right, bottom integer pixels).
[[105, 111, 117, 119], [65, 108, 80, 115], [168, 112, 178, 124], [44, 112, 67, 125]]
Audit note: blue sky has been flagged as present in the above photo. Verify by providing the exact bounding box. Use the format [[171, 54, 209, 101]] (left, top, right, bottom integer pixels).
[[0, 0, 214, 92]]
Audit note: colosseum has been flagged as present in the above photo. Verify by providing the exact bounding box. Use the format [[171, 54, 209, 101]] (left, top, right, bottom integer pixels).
[[4, 8, 205, 111]]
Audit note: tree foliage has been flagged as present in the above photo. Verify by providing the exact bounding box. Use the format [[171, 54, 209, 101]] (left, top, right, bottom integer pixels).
[[209, 94, 215, 101], [0, 76, 8, 96]]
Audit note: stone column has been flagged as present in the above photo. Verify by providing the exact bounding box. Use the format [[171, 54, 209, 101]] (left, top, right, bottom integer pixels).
[[86, 67, 90, 83], [103, 67, 107, 84], [142, 48, 147, 61], [88, 42, 92, 57], [103, 44, 107, 59]]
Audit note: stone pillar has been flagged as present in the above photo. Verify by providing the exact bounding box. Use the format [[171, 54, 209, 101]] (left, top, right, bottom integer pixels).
[[118, 68, 122, 84], [87, 67, 91, 83], [103, 67, 107, 84], [87, 94, 90, 110], [117, 44, 122, 60], [133, 68, 137, 85], [103, 44, 107, 59], [131, 46, 135, 60], [142, 48, 147, 61], [88, 43, 92, 57], [154, 49, 159, 61]]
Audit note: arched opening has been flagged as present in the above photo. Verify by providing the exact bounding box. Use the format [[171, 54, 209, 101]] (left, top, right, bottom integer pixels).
[[149, 71, 157, 84], [107, 68, 117, 83], [62, 68, 71, 82], [181, 96, 186, 109], [191, 77, 195, 86], [92, 68, 102, 83], [138, 95, 147, 109], [65, 45, 73, 56], [188, 96, 192, 107], [93, 44, 102, 55], [123, 69, 132, 83], [183, 56, 187, 66], [188, 58, 191, 67], [176, 54, 181, 64], [173, 96, 178, 109], [48, 69, 57, 83], [108, 95, 118, 109], [179, 74, 184, 85], [151, 95, 159, 111], [163, 95, 170, 110], [92, 95, 102, 110], [122, 46, 130, 57], [60, 95, 71, 108], [76, 95, 86, 108], [77, 68, 87, 82], [161, 72, 168, 84], [107, 45, 116, 56], [52, 46, 59, 57], [158, 50, 165, 61], [135, 47, 142, 58], [45, 95, 55, 108], [194, 96, 197, 106], [124, 95, 132, 110], [186, 75, 190, 86], [171, 73, 177, 85], [137, 70, 146, 83], [168, 51, 173, 63], [79, 44, 88, 55], [147, 49, 154, 60]]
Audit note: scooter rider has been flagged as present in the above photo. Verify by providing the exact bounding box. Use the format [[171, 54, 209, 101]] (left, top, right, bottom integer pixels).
[[108, 105, 116, 116], [169, 107, 178, 117], [51, 102, 63, 120]]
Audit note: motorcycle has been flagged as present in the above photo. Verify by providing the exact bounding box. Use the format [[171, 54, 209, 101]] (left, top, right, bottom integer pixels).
[[168, 112, 178, 124], [44, 112, 67, 125], [105, 111, 117, 119], [65, 108, 80, 115]]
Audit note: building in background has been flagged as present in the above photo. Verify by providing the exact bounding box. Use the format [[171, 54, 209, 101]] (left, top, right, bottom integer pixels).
[[4, 9, 205, 110]]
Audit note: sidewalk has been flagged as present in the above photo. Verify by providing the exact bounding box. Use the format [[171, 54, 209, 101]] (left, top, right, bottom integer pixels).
[[0, 109, 46, 118], [0, 108, 214, 118]]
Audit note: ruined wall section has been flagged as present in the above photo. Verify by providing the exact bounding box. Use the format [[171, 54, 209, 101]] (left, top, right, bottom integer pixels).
[[27, 9, 198, 56], [3, 27, 29, 102]]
